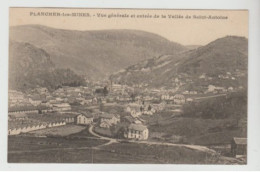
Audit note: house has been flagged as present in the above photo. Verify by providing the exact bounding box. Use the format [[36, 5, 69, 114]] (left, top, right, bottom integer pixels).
[[52, 103, 71, 112], [207, 85, 216, 92], [124, 124, 149, 140], [29, 95, 43, 106], [173, 94, 185, 104], [64, 116, 76, 123], [134, 120, 142, 124], [182, 91, 190, 95], [8, 90, 28, 106], [206, 85, 225, 93], [37, 105, 51, 114], [76, 113, 93, 125], [228, 87, 234, 92], [122, 116, 142, 125], [231, 137, 247, 158], [99, 113, 120, 125], [130, 110, 142, 117], [190, 91, 197, 95], [8, 105, 39, 114], [183, 91, 197, 95], [142, 110, 153, 115], [8, 128, 21, 135], [8, 121, 65, 135], [110, 83, 126, 93], [100, 121, 112, 128], [60, 113, 78, 123], [199, 73, 206, 79], [122, 116, 136, 124], [47, 121, 66, 128], [92, 97, 98, 104], [125, 104, 143, 117], [153, 102, 166, 111], [161, 94, 174, 101], [186, 98, 193, 103], [53, 88, 65, 96], [117, 95, 131, 102]]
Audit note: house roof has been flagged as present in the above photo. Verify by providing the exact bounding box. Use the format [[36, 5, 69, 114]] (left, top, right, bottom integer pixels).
[[37, 105, 50, 110], [52, 103, 71, 107], [233, 137, 247, 145], [128, 124, 147, 131], [30, 94, 41, 101], [8, 105, 38, 112], [173, 94, 185, 99], [9, 113, 28, 118], [100, 120, 112, 127], [100, 113, 116, 119], [124, 116, 135, 123], [80, 112, 93, 118], [62, 113, 79, 118], [9, 105, 49, 112]]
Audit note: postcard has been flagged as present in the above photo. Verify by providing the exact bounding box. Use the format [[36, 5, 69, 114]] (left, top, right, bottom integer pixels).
[[8, 7, 248, 164]]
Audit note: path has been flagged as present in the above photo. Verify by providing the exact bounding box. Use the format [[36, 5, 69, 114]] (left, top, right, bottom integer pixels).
[[88, 125, 118, 148], [10, 125, 217, 155], [194, 94, 227, 100], [88, 125, 216, 154]]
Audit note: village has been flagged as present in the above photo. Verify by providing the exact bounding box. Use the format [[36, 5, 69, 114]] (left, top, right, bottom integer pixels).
[[7, 70, 247, 163], [8, 71, 243, 137], [8, 79, 183, 138]]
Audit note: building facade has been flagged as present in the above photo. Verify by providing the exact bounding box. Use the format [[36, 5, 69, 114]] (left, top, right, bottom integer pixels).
[[124, 124, 149, 140], [76, 114, 93, 125], [231, 137, 247, 158]]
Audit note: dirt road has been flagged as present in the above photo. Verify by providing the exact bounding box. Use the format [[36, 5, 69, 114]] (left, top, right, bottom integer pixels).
[[88, 125, 216, 154]]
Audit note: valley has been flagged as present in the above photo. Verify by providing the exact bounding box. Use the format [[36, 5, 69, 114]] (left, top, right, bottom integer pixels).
[[8, 25, 248, 164]]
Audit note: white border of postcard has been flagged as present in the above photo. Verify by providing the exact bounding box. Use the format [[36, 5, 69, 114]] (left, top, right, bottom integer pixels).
[[0, 0, 260, 171]]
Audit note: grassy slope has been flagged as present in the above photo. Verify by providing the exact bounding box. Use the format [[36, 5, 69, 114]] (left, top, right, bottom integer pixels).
[[9, 41, 85, 91], [8, 136, 108, 152], [8, 137, 221, 164], [145, 91, 247, 145], [28, 125, 86, 137], [111, 36, 248, 88], [10, 25, 187, 79]]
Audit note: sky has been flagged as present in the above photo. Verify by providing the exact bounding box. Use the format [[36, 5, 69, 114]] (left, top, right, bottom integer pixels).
[[9, 8, 248, 45]]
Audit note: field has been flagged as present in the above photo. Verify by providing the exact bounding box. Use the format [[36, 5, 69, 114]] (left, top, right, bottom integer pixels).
[[8, 136, 108, 152], [101, 142, 225, 164], [94, 127, 113, 137], [28, 125, 86, 137], [8, 136, 227, 164], [142, 110, 244, 145]]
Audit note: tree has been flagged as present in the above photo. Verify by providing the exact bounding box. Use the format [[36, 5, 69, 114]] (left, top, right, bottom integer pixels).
[[148, 105, 152, 111], [103, 86, 109, 96], [140, 106, 144, 112], [130, 93, 136, 102]]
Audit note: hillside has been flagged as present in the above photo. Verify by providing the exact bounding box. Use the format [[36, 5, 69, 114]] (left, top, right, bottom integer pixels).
[[178, 36, 248, 75], [110, 36, 248, 89], [9, 41, 85, 91], [185, 45, 201, 50], [10, 25, 187, 80]]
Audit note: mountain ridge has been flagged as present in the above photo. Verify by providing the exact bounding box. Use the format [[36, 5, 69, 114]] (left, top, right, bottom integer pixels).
[[110, 36, 248, 89], [9, 41, 85, 91], [10, 24, 187, 80]]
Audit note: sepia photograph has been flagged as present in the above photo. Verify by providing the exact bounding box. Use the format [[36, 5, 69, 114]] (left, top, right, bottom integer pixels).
[[7, 7, 248, 164]]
